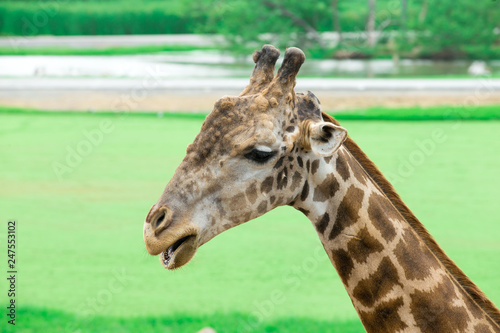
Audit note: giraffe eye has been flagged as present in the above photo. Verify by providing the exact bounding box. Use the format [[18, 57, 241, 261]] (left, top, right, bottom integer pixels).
[[244, 148, 276, 164]]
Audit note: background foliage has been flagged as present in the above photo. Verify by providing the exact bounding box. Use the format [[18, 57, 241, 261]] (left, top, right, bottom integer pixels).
[[1, 0, 499, 58], [0, 1, 201, 35], [415, 0, 500, 59]]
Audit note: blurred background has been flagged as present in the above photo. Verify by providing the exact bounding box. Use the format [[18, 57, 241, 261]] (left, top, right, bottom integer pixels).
[[0, 1, 499, 332]]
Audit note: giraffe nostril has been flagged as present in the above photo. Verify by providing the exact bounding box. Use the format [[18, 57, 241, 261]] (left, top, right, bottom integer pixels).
[[150, 206, 172, 234], [154, 210, 166, 229]]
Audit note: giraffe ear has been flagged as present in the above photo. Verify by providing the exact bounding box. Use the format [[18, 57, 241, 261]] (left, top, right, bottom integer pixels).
[[308, 122, 347, 156]]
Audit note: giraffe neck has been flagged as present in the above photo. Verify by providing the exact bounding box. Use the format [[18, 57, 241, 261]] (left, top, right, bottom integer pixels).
[[293, 145, 500, 333]]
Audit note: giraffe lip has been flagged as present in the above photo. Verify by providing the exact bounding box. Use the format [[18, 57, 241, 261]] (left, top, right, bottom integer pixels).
[[160, 234, 197, 270]]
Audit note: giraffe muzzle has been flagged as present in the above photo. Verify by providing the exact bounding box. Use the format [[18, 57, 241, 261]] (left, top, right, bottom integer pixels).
[[160, 234, 197, 269], [144, 205, 200, 269]]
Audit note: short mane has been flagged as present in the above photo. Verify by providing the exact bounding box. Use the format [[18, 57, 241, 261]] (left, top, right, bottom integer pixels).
[[323, 112, 500, 325]]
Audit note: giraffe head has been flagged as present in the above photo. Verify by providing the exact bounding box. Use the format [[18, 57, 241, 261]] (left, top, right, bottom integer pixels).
[[143, 45, 347, 269]]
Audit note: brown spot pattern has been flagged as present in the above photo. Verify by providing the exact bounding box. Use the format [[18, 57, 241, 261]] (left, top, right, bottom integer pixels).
[[273, 156, 285, 169], [230, 193, 247, 209], [313, 173, 340, 202], [300, 181, 309, 201], [245, 182, 258, 204], [297, 207, 310, 216], [473, 323, 493, 333], [311, 159, 320, 174], [347, 227, 385, 264], [257, 200, 268, 214], [241, 212, 252, 222], [290, 171, 303, 192], [344, 152, 367, 186], [297, 156, 304, 168], [336, 156, 350, 181], [352, 257, 403, 307], [316, 213, 330, 234], [261, 176, 274, 194], [410, 279, 469, 333], [462, 291, 488, 321], [276, 167, 288, 190], [359, 297, 408, 333], [324, 156, 333, 164], [328, 186, 364, 240], [330, 248, 354, 286], [367, 192, 398, 243], [394, 229, 440, 281]]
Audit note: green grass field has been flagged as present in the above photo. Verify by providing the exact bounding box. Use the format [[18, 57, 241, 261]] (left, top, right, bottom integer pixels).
[[0, 45, 214, 56], [0, 0, 407, 37], [1, 110, 499, 332], [2, 104, 499, 121]]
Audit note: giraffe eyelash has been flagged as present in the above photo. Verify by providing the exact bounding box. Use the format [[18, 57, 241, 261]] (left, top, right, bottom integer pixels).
[[244, 148, 277, 164]]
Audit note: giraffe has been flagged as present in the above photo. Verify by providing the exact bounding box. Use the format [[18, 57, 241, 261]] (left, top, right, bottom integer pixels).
[[143, 45, 500, 332]]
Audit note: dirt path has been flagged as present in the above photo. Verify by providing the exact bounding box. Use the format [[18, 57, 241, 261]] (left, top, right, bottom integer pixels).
[[2, 89, 500, 112], [1, 78, 499, 112]]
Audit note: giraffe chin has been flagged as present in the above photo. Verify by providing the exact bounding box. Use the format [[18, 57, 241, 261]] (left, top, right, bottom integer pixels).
[[160, 234, 197, 270]]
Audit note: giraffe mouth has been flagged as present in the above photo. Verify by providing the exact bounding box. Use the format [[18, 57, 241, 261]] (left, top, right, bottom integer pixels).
[[160, 234, 197, 270]]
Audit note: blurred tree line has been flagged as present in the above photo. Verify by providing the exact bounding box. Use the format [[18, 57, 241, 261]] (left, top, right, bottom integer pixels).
[[189, 0, 500, 59], [0, 0, 499, 59]]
